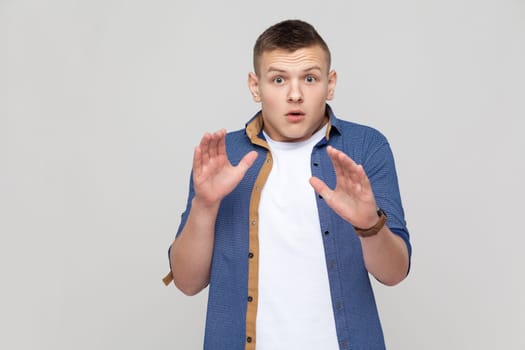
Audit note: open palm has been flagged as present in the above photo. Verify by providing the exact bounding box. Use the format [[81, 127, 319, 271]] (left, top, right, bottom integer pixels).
[[309, 146, 378, 229], [193, 129, 257, 206]]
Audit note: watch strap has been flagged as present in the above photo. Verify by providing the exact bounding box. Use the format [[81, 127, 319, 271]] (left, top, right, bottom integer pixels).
[[353, 208, 387, 237]]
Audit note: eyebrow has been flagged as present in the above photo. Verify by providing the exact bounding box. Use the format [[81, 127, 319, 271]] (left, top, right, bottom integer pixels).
[[266, 65, 323, 74]]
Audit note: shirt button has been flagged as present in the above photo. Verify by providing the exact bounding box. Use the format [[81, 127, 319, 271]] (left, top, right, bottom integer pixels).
[[313, 162, 319, 166], [248, 252, 254, 259], [324, 230, 330, 236], [318, 194, 323, 199], [248, 296, 253, 302], [251, 220, 256, 225], [247, 336, 252, 343]]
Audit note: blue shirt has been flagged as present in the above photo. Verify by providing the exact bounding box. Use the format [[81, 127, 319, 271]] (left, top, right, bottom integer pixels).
[[166, 106, 411, 350]]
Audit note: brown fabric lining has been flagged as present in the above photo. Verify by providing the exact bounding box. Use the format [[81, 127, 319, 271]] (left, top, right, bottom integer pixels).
[[162, 272, 173, 286], [244, 114, 271, 350], [244, 153, 272, 349]]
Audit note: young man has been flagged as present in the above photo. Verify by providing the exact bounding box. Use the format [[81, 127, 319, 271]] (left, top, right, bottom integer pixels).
[[164, 19, 411, 350]]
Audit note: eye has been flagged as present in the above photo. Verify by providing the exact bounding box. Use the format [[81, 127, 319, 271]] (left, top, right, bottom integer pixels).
[[273, 76, 284, 84], [305, 75, 317, 83]]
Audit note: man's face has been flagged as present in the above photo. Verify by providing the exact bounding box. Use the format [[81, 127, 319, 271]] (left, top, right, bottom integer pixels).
[[248, 45, 337, 142]]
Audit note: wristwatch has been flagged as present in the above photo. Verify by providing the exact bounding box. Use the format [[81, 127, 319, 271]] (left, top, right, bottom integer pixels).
[[353, 207, 387, 238]]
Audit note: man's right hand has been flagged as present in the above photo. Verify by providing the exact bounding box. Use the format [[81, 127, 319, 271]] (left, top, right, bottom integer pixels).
[[192, 129, 258, 207], [170, 129, 257, 295]]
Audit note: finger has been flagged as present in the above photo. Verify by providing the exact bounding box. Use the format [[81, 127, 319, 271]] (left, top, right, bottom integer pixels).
[[326, 146, 347, 183], [236, 151, 258, 174], [309, 176, 333, 200], [193, 146, 203, 178], [217, 129, 227, 159], [347, 160, 363, 184], [208, 131, 220, 159], [330, 146, 358, 172], [199, 132, 212, 165], [340, 160, 369, 189], [355, 164, 372, 192]]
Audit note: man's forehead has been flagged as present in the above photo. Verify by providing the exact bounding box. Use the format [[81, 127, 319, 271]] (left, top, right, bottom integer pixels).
[[260, 46, 329, 71]]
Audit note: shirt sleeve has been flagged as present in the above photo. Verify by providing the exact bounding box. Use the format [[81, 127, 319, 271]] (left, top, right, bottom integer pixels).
[[362, 137, 412, 260], [163, 172, 196, 286]]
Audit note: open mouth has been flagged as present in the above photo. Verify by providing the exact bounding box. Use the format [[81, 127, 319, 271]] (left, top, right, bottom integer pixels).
[[286, 111, 305, 123]]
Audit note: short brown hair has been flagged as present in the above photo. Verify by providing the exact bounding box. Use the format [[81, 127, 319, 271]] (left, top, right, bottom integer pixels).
[[253, 19, 331, 74]]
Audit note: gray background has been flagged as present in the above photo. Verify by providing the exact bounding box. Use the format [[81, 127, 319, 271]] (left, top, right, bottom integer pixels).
[[2, 0, 524, 349]]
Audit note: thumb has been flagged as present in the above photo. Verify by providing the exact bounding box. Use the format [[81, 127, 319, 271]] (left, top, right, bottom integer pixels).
[[236, 151, 258, 174], [309, 176, 332, 199]]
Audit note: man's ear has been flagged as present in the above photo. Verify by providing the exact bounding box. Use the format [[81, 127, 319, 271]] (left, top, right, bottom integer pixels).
[[248, 72, 261, 103], [326, 70, 337, 101]]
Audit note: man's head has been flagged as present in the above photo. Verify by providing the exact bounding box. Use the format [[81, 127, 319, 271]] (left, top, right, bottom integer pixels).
[[248, 20, 337, 143], [253, 19, 331, 76]]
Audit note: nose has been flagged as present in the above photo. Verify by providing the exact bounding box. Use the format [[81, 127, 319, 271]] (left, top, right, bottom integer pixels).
[[287, 81, 303, 103]]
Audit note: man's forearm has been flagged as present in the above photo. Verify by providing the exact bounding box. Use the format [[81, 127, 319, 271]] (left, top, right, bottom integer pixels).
[[360, 226, 409, 286]]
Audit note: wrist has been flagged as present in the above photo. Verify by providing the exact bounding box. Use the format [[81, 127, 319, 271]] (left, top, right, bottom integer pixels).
[[353, 208, 387, 238], [192, 196, 221, 211]]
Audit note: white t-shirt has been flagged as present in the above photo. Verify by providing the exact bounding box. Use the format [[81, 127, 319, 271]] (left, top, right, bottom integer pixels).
[[256, 125, 339, 350]]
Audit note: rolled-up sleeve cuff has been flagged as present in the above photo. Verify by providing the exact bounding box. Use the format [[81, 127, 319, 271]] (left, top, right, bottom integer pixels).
[[162, 245, 174, 286]]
